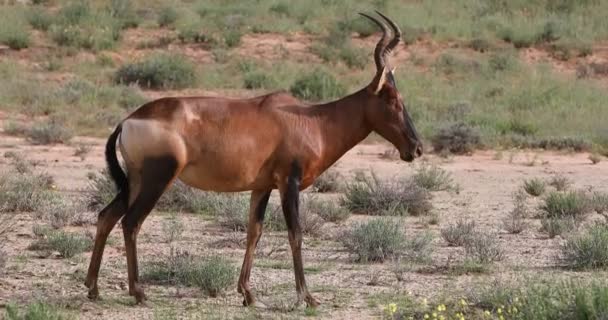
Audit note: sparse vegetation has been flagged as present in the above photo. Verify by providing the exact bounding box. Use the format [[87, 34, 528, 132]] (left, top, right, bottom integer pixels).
[[30, 229, 92, 258], [313, 168, 341, 192], [503, 191, 527, 234], [431, 122, 481, 155], [540, 191, 590, 220], [341, 172, 432, 216], [309, 198, 350, 223], [114, 54, 196, 89], [549, 175, 572, 191], [441, 220, 476, 247], [522, 178, 546, 197], [27, 119, 73, 145], [4, 301, 69, 320], [541, 216, 578, 238], [290, 68, 345, 102], [342, 218, 405, 263], [464, 232, 504, 265], [561, 223, 608, 269], [0, 168, 56, 213], [142, 251, 235, 297], [412, 163, 454, 191]]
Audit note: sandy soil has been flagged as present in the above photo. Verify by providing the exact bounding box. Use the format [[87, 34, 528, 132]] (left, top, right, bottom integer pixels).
[[0, 131, 607, 319]]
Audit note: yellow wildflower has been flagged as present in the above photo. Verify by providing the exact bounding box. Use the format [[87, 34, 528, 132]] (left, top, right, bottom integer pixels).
[[497, 308, 502, 315], [432, 312, 438, 318], [460, 299, 467, 307], [513, 307, 519, 314], [424, 314, 430, 319], [484, 310, 491, 317], [388, 303, 397, 315], [437, 304, 446, 312]]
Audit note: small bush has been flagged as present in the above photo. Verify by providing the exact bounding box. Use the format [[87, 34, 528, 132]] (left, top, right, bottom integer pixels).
[[4, 302, 68, 320], [549, 175, 571, 191], [0, 170, 56, 213], [541, 216, 578, 238], [403, 232, 434, 264], [27, 8, 53, 31], [589, 153, 602, 164], [431, 122, 481, 155], [142, 251, 235, 297], [223, 29, 242, 48], [243, 71, 277, 90], [290, 68, 346, 102], [313, 168, 341, 192], [27, 120, 73, 145], [3, 121, 28, 136], [0, 12, 30, 50], [464, 232, 504, 264], [309, 198, 350, 223], [265, 196, 326, 236], [441, 220, 476, 247], [162, 214, 184, 244], [561, 223, 608, 270], [157, 181, 217, 213], [412, 164, 454, 191], [157, 7, 178, 27], [85, 169, 116, 211], [523, 178, 546, 197], [114, 54, 196, 89], [341, 172, 432, 216], [540, 191, 590, 220], [342, 218, 405, 262], [216, 195, 251, 231], [590, 192, 608, 215], [30, 230, 91, 258], [503, 191, 527, 234]]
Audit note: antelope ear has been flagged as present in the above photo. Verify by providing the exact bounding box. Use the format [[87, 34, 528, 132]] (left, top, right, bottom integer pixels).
[[371, 67, 389, 95]]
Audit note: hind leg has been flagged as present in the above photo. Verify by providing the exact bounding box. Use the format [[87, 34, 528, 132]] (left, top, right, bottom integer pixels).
[[121, 155, 181, 304], [85, 193, 127, 300]]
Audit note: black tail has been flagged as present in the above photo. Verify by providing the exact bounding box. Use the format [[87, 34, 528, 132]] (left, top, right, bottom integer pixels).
[[105, 124, 128, 197]]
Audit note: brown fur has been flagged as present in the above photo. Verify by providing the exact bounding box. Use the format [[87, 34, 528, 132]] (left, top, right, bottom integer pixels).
[[85, 12, 422, 308]]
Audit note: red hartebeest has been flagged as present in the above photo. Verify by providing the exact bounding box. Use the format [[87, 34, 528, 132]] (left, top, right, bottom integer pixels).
[[84, 11, 422, 308]]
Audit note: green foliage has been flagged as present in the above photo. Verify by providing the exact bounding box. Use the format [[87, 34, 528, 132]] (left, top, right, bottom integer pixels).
[[157, 7, 179, 27], [313, 168, 341, 192], [0, 9, 30, 50], [441, 220, 476, 247], [309, 198, 350, 223], [5, 302, 69, 320], [27, 119, 73, 145], [342, 218, 405, 262], [27, 8, 54, 31], [562, 223, 608, 269], [504, 191, 527, 234], [30, 229, 92, 258], [142, 251, 235, 297], [541, 216, 578, 238], [243, 71, 278, 90], [412, 163, 455, 192], [114, 54, 196, 89], [540, 191, 590, 219], [0, 168, 56, 213], [522, 178, 546, 197], [341, 172, 432, 216], [431, 122, 481, 155], [549, 175, 572, 191], [290, 68, 345, 102]]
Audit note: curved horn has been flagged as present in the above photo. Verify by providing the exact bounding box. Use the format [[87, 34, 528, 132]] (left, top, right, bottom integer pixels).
[[375, 11, 402, 58], [359, 12, 391, 72]]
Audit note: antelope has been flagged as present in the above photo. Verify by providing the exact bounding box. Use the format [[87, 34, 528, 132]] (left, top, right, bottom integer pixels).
[[84, 11, 422, 308]]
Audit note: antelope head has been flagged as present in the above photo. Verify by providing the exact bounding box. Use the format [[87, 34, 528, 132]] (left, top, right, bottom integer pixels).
[[361, 11, 423, 162]]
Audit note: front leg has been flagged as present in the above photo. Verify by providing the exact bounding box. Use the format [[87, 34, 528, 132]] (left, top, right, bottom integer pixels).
[[238, 189, 271, 306], [279, 161, 320, 308]]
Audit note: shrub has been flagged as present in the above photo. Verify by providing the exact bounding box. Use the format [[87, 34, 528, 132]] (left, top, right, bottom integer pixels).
[[264, 196, 325, 236], [464, 232, 504, 264], [549, 175, 571, 191], [223, 29, 242, 48], [412, 164, 454, 191], [589, 153, 602, 164], [403, 232, 434, 264], [0, 169, 56, 213], [309, 198, 350, 223], [107, 0, 140, 29], [0, 22, 30, 50], [341, 172, 432, 216], [30, 230, 92, 258], [3, 121, 28, 136], [214, 194, 250, 231], [590, 192, 608, 215], [4, 302, 68, 320], [157, 181, 217, 213], [313, 168, 341, 192], [243, 71, 277, 89], [503, 191, 527, 234], [523, 178, 546, 197], [142, 251, 235, 297], [290, 68, 346, 102], [85, 169, 117, 211], [562, 223, 608, 269], [541, 216, 578, 238], [27, 8, 53, 31], [162, 213, 184, 244], [431, 122, 481, 155], [540, 191, 590, 220], [157, 7, 178, 27], [342, 218, 405, 262], [114, 54, 196, 89], [441, 220, 476, 247], [339, 45, 367, 69], [45, 198, 84, 229], [27, 120, 73, 145]]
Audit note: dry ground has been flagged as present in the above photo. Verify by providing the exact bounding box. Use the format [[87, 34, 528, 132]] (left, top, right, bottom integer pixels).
[[1, 131, 607, 319]]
